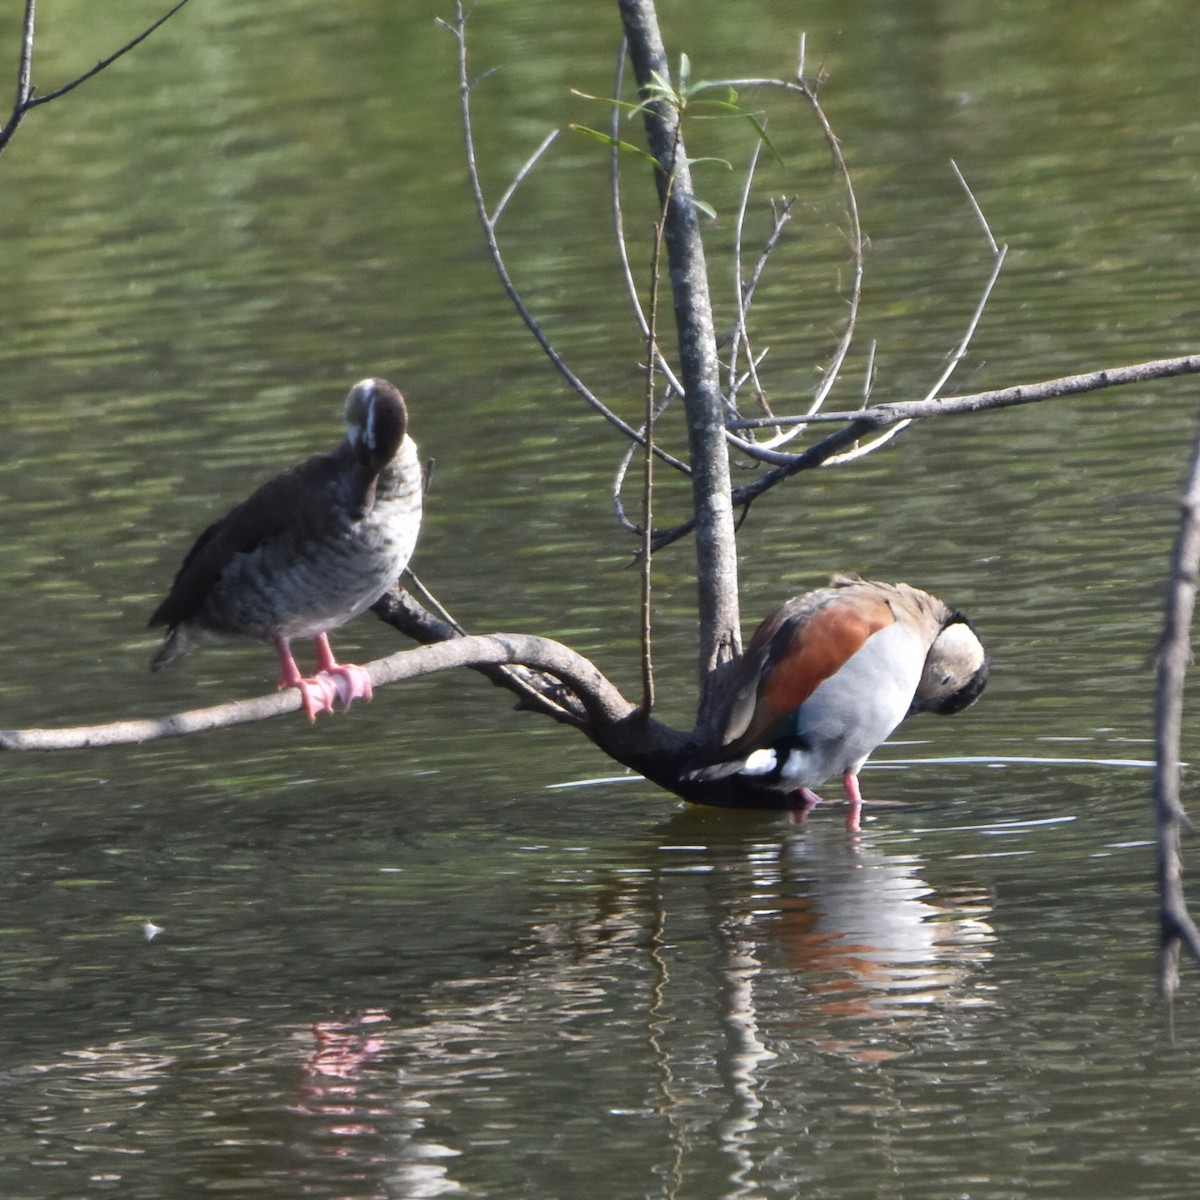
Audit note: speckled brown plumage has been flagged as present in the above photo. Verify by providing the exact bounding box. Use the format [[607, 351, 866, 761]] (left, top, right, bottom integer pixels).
[[149, 378, 423, 720]]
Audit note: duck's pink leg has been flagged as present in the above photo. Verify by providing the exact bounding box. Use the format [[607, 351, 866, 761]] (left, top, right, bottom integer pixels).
[[313, 632, 374, 711], [842, 771, 864, 833], [275, 636, 338, 722]]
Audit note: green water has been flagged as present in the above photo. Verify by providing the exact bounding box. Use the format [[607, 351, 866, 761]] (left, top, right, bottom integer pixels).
[[0, 1, 1198, 1197]]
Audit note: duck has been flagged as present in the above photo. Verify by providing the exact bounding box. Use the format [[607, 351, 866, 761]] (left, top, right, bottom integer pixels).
[[148, 377, 423, 721], [688, 575, 988, 830]]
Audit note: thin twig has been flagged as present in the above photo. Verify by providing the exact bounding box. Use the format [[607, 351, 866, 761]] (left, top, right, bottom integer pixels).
[[951, 157, 999, 256], [1154, 416, 1200, 1008], [490, 128, 559, 225], [606, 43, 688, 405], [27, 0, 193, 108], [643, 355, 1200, 553], [402, 569, 467, 636], [2, 0, 192, 156], [612, 389, 674, 536], [862, 338, 878, 405], [639, 163, 678, 713], [441, 4, 689, 474], [739, 197, 795, 323], [728, 355, 1200, 429]]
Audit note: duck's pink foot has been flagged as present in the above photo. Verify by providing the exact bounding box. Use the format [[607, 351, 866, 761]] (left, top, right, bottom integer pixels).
[[786, 786, 824, 824], [293, 674, 340, 722], [275, 636, 338, 722], [842, 771, 864, 833], [313, 633, 374, 711], [317, 663, 373, 710]]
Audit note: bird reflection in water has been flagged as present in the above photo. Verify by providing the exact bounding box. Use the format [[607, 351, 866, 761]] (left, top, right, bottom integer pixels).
[[295, 1008, 463, 1197], [287, 819, 996, 1197], [739, 825, 995, 1061]]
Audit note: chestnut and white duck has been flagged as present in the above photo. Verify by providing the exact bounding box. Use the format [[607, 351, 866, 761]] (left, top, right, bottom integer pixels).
[[689, 575, 989, 830], [149, 378, 423, 721]]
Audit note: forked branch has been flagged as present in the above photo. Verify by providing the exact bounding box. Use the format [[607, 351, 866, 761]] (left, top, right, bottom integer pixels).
[[1, 0, 193, 156], [645, 355, 1200, 552]]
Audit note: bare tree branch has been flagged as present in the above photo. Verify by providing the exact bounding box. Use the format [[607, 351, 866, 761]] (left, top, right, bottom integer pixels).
[[605, 43, 689, 409], [950, 157, 1000, 256], [0, 0, 193, 157], [0, 632, 639, 752], [438, 3, 690, 476], [1154, 416, 1200, 1009], [490, 128, 558, 226], [646, 355, 1200, 553], [821, 243, 1008, 467], [818, 163, 1007, 466], [718, 76, 865, 453], [730, 355, 1200, 430], [618, 0, 742, 728]]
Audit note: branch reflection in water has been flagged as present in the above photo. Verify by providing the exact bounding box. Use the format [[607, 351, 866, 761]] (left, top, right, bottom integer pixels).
[[4, 818, 998, 1198], [288, 818, 997, 1196]]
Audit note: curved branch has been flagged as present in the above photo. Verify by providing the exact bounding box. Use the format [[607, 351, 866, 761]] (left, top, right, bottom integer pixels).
[[612, 389, 675, 537], [726, 150, 1003, 469], [0, 633, 638, 753], [439, 4, 689, 476], [820, 241, 1008, 466], [719, 75, 865, 449]]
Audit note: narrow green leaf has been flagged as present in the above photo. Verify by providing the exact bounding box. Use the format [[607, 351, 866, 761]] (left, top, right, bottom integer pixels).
[[740, 112, 784, 166], [683, 154, 734, 171], [685, 81, 738, 105], [569, 87, 644, 116], [569, 124, 662, 170], [645, 68, 680, 108]]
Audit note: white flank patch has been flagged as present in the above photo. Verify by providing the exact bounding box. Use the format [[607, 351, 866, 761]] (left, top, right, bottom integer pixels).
[[741, 747, 777, 775]]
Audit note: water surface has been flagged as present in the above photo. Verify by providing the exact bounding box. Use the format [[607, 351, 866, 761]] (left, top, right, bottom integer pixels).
[[0, 0, 1198, 1196]]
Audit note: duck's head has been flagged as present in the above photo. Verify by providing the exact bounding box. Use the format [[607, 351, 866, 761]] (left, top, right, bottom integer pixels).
[[912, 616, 989, 716], [344, 378, 409, 473]]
